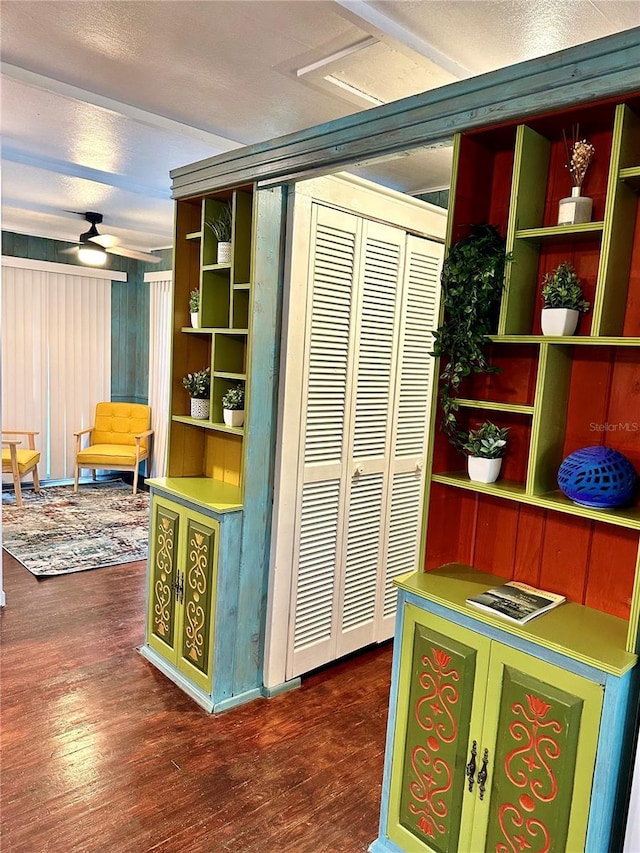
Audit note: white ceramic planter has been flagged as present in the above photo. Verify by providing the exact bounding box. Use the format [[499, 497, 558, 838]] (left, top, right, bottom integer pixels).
[[190, 397, 210, 420], [223, 408, 245, 427], [190, 312, 199, 328], [217, 242, 232, 264], [558, 186, 592, 225], [541, 308, 579, 336], [468, 456, 502, 484]]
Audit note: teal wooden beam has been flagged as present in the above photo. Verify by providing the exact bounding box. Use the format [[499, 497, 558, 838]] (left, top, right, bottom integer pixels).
[[172, 28, 640, 197]]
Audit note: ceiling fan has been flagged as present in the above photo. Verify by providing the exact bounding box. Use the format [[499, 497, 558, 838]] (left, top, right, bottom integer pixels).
[[61, 211, 161, 265]]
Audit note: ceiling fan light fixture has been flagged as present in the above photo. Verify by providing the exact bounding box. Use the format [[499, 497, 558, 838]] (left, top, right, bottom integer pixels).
[[78, 242, 107, 266]]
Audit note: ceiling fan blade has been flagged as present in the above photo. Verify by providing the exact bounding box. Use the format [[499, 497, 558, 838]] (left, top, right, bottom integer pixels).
[[60, 246, 80, 256], [105, 245, 162, 263]]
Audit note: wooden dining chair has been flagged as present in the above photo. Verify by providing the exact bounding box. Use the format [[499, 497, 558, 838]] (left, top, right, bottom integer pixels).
[[2, 430, 42, 507]]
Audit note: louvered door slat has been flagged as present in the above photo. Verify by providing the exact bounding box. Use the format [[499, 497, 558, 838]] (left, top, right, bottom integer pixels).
[[383, 471, 423, 618]]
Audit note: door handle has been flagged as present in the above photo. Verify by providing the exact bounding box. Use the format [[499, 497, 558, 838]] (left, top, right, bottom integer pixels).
[[477, 748, 489, 800], [465, 740, 477, 792], [353, 464, 364, 477]]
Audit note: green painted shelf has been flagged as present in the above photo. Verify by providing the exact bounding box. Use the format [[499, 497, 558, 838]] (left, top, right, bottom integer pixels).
[[489, 335, 640, 346], [515, 221, 605, 241], [454, 397, 534, 414], [172, 414, 244, 436], [202, 262, 231, 272], [432, 471, 640, 530], [146, 476, 242, 513], [181, 327, 249, 335]]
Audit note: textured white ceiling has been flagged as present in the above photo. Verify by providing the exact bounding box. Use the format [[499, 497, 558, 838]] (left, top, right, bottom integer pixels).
[[1, 1, 638, 254]]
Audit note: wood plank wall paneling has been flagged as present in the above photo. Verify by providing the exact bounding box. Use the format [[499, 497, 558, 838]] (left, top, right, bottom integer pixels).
[[1, 553, 392, 853], [2, 230, 164, 406]]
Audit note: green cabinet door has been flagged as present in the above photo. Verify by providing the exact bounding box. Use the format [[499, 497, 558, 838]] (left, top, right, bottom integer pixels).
[[476, 644, 604, 853], [386, 605, 604, 853], [387, 605, 491, 853], [146, 495, 219, 694]]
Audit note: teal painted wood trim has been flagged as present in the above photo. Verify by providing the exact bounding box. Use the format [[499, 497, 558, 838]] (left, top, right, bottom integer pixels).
[[138, 645, 215, 713], [370, 598, 408, 853], [586, 669, 635, 853], [261, 677, 301, 698], [171, 29, 640, 196], [234, 185, 287, 695], [212, 509, 243, 704], [213, 687, 263, 713]]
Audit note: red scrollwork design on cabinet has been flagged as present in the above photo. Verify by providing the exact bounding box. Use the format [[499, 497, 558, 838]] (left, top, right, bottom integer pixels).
[[407, 646, 459, 839], [496, 693, 562, 852]]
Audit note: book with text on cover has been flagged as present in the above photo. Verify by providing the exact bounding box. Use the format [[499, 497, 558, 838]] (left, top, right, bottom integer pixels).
[[466, 581, 566, 625]]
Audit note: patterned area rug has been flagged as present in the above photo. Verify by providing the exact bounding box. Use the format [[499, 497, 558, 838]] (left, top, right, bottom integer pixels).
[[2, 481, 149, 577]]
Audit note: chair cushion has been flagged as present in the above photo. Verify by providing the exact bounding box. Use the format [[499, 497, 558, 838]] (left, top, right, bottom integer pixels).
[[2, 448, 40, 475], [77, 444, 147, 468], [91, 402, 151, 451]]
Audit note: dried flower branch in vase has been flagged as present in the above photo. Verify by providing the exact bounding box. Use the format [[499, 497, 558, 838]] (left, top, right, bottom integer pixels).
[[558, 125, 596, 226]]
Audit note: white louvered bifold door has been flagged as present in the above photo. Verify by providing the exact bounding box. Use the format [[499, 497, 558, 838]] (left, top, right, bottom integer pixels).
[[376, 234, 444, 640], [287, 204, 362, 677], [336, 220, 406, 658]]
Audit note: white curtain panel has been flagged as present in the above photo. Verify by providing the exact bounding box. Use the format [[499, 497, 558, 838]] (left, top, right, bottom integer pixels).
[[2, 258, 119, 482], [146, 271, 172, 479]]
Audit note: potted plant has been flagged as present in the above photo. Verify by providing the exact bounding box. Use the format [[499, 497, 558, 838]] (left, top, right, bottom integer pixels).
[[182, 367, 211, 420], [463, 421, 509, 484], [430, 224, 508, 453], [541, 262, 589, 336], [222, 383, 245, 427], [189, 289, 200, 328], [206, 202, 233, 264]]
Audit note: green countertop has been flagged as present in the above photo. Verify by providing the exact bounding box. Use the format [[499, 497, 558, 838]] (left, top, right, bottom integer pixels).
[[147, 477, 243, 513], [395, 564, 637, 677]]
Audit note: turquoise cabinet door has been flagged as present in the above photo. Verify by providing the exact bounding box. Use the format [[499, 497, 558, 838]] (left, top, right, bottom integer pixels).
[[147, 497, 180, 662]]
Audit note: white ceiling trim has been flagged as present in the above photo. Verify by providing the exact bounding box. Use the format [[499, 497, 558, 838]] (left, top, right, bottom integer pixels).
[[295, 36, 379, 77], [333, 0, 472, 80], [2, 255, 127, 281], [1, 63, 242, 152]]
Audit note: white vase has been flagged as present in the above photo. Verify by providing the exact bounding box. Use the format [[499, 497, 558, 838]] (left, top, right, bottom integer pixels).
[[190, 397, 210, 420], [190, 312, 199, 328], [468, 456, 502, 484], [558, 186, 592, 226], [223, 408, 244, 427], [217, 242, 232, 264], [541, 308, 579, 336]]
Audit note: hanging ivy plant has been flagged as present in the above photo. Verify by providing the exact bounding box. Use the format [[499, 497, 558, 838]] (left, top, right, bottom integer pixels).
[[431, 224, 508, 453]]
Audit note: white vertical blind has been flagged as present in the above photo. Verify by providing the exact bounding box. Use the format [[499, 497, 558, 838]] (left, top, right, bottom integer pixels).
[[2, 258, 117, 482], [146, 271, 173, 478]]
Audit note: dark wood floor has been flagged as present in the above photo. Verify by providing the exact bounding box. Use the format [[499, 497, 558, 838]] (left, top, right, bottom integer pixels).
[[1, 553, 393, 853]]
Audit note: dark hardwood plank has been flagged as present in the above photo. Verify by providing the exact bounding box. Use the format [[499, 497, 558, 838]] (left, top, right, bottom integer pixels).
[[0, 554, 392, 852]]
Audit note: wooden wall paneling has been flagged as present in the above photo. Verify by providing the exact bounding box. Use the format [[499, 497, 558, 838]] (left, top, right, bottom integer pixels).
[[459, 344, 538, 405], [561, 347, 614, 458], [500, 124, 550, 335], [168, 422, 206, 477], [604, 349, 640, 481], [528, 343, 572, 494], [472, 495, 519, 576], [594, 105, 638, 336], [204, 433, 242, 486], [539, 513, 592, 602], [423, 485, 476, 570], [234, 185, 287, 694], [623, 203, 640, 337], [585, 525, 638, 619], [512, 504, 546, 586]]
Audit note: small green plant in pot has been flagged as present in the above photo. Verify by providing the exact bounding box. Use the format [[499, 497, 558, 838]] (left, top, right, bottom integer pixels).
[[182, 367, 211, 420], [463, 421, 509, 484], [222, 383, 245, 428], [189, 289, 200, 328], [206, 202, 233, 264], [541, 262, 589, 336]]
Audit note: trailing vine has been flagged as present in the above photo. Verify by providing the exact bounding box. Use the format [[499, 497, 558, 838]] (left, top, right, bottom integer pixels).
[[431, 224, 508, 453]]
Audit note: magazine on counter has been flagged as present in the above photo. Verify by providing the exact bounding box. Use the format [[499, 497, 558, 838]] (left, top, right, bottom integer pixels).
[[466, 581, 566, 624]]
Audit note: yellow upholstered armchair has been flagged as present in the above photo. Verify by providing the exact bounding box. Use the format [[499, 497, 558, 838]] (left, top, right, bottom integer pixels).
[[2, 430, 42, 507], [74, 402, 153, 495]]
